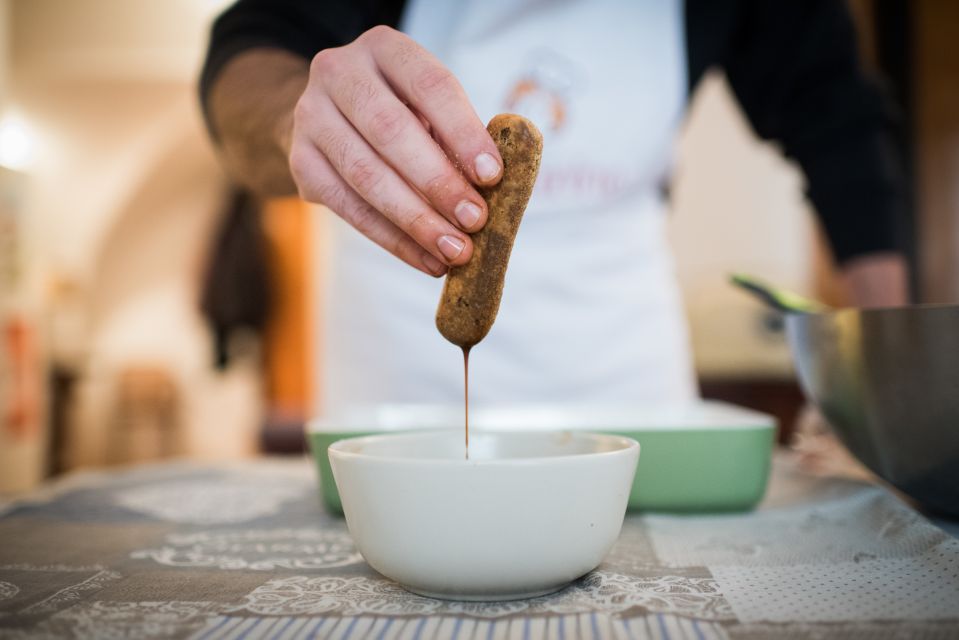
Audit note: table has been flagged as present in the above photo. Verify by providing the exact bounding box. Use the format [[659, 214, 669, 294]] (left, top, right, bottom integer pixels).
[[1, 453, 957, 639]]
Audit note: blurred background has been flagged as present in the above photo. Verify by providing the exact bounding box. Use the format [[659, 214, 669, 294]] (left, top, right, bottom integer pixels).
[[0, 0, 956, 493]]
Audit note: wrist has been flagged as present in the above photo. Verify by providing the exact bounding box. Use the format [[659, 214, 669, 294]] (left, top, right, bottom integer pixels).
[[839, 252, 910, 308], [272, 71, 305, 158], [209, 48, 308, 197]]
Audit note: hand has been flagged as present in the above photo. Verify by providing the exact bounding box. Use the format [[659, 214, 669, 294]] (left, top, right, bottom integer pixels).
[[287, 26, 504, 276]]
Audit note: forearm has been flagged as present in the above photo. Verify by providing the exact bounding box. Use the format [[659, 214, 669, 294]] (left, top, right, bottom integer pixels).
[[207, 48, 308, 197], [839, 252, 910, 308]]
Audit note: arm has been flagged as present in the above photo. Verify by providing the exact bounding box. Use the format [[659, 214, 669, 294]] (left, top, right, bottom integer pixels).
[[206, 48, 307, 197], [721, 0, 912, 306], [200, 1, 503, 276]]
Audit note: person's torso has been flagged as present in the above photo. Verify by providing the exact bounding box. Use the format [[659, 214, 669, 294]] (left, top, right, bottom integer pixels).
[[316, 0, 696, 415]]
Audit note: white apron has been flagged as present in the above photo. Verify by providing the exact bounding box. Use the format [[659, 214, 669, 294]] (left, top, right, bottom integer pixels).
[[314, 0, 697, 415]]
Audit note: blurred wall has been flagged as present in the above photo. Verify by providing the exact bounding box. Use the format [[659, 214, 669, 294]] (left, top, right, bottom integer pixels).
[[10, 0, 230, 280], [3, 0, 260, 483], [0, 0, 46, 492], [669, 73, 818, 380], [0, 0, 8, 100]]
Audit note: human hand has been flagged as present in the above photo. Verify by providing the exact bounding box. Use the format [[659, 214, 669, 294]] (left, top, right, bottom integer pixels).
[[287, 26, 504, 276]]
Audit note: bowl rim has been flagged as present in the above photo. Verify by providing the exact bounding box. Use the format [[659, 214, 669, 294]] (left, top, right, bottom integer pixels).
[[309, 401, 774, 434], [327, 429, 640, 467], [789, 301, 959, 318]]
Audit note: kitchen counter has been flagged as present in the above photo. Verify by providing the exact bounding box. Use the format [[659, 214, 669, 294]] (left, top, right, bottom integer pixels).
[[1, 452, 957, 639]]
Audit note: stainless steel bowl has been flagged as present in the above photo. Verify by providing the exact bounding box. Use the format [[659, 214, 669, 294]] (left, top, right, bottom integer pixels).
[[786, 304, 959, 516]]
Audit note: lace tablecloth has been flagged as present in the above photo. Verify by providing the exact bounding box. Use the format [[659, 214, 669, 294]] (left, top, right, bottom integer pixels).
[[1, 454, 957, 639]]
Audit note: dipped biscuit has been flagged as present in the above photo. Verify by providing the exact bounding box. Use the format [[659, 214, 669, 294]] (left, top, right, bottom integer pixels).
[[436, 114, 543, 348]]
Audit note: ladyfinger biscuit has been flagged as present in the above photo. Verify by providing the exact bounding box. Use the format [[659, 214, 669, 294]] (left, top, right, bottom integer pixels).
[[435, 114, 543, 348]]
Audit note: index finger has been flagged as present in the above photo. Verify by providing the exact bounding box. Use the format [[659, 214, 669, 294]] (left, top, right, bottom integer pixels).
[[365, 28, 503, 186]]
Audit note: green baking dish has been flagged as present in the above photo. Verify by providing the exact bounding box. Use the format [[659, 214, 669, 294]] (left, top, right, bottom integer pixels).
[[308, 402, 775, 514]]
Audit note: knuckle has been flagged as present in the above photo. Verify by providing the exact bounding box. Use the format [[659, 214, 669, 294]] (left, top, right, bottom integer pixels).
[[297, 179, 325, 206], [292, 175, 313, 202], [297, 185, 314, 203], [366, 107, 407, 146], [288, 148, 316, 199], [389, 236, 412, 263], [346, 75, 377, 114], [294, 175, 321, 204], [412, 65, 456, 101], [454, 122, 487, 149], [288, 149, 341, 208], [422, 171, 457, 203], [292, 95, 312, 126], [288, 142, 305, 169], [449, 124, 493, 164], [315, 180, 344, 209], [316, 128, 349, 169], [404, 210, 432, 236], [345, 157, 382, 194], [391, 36, 421, 67], [288, 148, 307, 181], [348, 201, 379, 237], [363, 24, 396, 44], [310, 48, 340, 77]]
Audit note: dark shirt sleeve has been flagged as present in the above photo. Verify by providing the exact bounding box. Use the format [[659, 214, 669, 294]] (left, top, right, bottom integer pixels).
[[199, 0, 405, 135], [721, 0, 908, 265]]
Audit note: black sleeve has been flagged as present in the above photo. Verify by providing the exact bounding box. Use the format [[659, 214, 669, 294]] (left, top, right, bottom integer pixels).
[[720, 0, 908, 265], [199, 0, 406, 133]]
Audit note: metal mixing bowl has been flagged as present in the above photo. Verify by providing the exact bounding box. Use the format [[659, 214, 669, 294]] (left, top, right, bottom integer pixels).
[[786, 304, 959, 516]]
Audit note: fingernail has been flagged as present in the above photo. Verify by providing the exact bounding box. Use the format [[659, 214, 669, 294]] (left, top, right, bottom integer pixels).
[[422, 253, 446, 276], [454, 201, 482, 229], [437, 235, 465, 261], [474, 153, 500, 183]]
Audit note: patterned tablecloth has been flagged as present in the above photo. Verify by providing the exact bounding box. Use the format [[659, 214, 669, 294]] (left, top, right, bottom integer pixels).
[[1, 453, 958, 640]]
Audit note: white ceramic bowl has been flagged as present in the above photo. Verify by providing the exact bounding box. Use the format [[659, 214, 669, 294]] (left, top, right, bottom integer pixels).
[[328, 430, 640, 601]]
